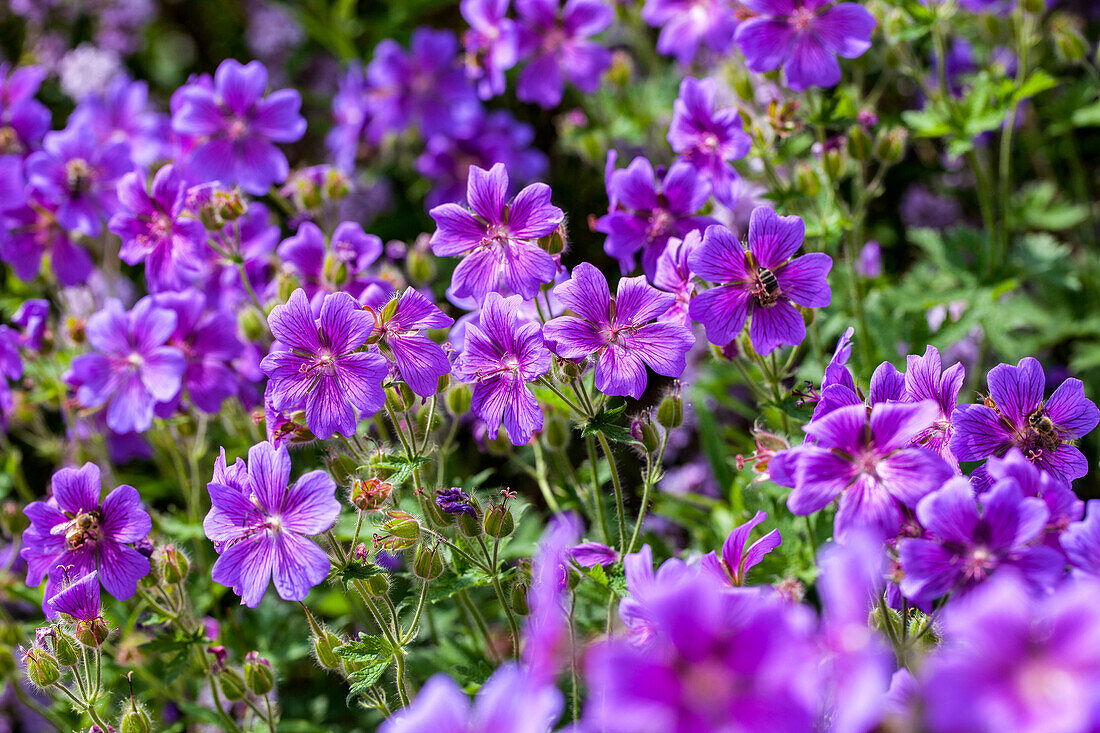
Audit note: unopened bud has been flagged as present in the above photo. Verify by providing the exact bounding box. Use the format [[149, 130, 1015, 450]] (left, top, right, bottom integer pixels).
[[52, 629, 80, 666], [538, 223, 568, 255], [120, 702, 152, 733], [413, 546, 445, 581], [848, 126, 872, 161], [244, 651, 274, 695], [630, 416, 660, 453], [794, 163, 820, 198], [76, 618, 110, 648], [322, 252, 350, 288], [656, 390, 683, 429], [363, 571, 390, 597], [238, 308, 265, 342], [543, 414, 570, 451], [314, 630, 343, 669], [157, 545, 190, 585], [445, 382, 472, 415], [483, 504, 514, 538], [874, 127, 907, 163], [1051, 13, 1087, 62], [24, 648, 59, 687], [1022, 0, 1042, 13], [351, 477, 393, 511], [385, 383, 415, 412], [510, 583, 529, 616], [219, 668, 247, 701], [406, 248, 436, 284]]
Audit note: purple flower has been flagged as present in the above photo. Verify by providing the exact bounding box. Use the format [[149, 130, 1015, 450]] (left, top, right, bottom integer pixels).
[[379, 664, 562, 733], [276, 221, 384, 303], [68, 297, 186, 434], [920, 573, 1100, 733], [950, 357, 1100, 486], [12, 298, 49, 351], [203, 441, 339, 607], [0, 195, 95, 286], [652, 231, 699, 327], [898, 477, 1063, 603], [778, 401, 954, 543], [586, 567, 818, 732], [435, 488, 475, 516], [857, 240, 882, 278], [172, 59, 306, 195], [47, 570, 102, 622], [0, 64, 51, 155], [515, 0, 614, 108], [429, 163, 563, 301], [543, 263, 694, 398], [641, 0, 740, 65], [688, 209, 832, 355], [1062, 500, 1100, 576], [569, 541, 618, 567], [452, 292, 552, 445], [700, 510, 781, 587], [261, 289, 388, 440], [617, 544, 694, 648], [668, 77, 752, 208], [461, 0, 521, 99], [984, 449, 1082, 555], [735, 0, 876, 92], [900, 346, 965, 467], [69, 74, 169, 167], [154, 291, 244, 414], [25, 125, 133, 236], [372, 288, 454, 399], [21, 462, 151, 614], [524, 513, 582, 684], [597, 156, 716, 277], [109, 165, 208, 291]]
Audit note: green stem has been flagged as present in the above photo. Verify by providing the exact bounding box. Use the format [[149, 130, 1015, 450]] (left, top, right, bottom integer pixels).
[[585, 436, 612, 544], [626, 431, 667, 555], [402, 581, 432, 645], [596, 431, 627, 553], [480, 536, 520, 658]]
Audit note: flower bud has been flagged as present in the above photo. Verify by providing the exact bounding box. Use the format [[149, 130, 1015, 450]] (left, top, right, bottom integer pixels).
[[23, 648, 59, 687], [1051, 13, 1087, 62], [277, 272, 301, 304], [351, 477, 393, 511], [244, 651, 275, 696], [445, 382, 472, 415], [382, 510, 419, 541], [322, 251, 350, 288], [794, 163, 820, 198], [157, 544, 190, 585], [656, 390, 683, 429], [76, 618, 110, 648], [630, 416, 660, 453], [51, 629, 80, 666], [363, 571, 391, 597], [543, 413, 570, 451], [219, 668, 247, 701], [313, 630, 343, 670], [238, 308, 265, 342], [385, 383, 415, 412], [406, 248, 436, 284], [483, 504, 514, 538], [413, 546, 445, 581], [120, 702, 152, 733], [510, 583, 530, 616], [822, 145, 846, 180], [874, 127, 907, 163], [848, 126, 872, 161], [538, 223, 568, 255]]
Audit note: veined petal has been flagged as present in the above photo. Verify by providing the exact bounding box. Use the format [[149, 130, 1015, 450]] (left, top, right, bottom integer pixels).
[[271, 531, 331, 601], [282, 470, 340, 535], [594, 344, 649, 399]]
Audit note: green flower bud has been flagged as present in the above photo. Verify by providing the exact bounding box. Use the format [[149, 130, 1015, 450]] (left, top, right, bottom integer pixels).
[[794, 163, 821, 198], [244, 651, 275, 696], [1051, 13, 1087, 63], [76, 618, 110, 648], [385, 383, 415, 412], [538, 223, 568, 255], [238, 308, 265, 342], [874, 127, 907, 163], [322, 251, 350, 288], [436, 372, 451, 394], [445, 382, 473, 415], [23, 648, 59, 687], [52, 629, 80, 666], [457, 508, 482, 537], [483, 504, 515, 539], [656, 390, 683, 429], [823, 146, 846, 180], [406, 248, 436, 284], [413, 546, 445, 581], [314, 630, 343, 670], [120, 702, 152, 733], [219, 668, 247, 701], [382, 510, 420, 542], [848, 126, 872, 161], [1022, 0, 1042, 13], [157, 545, 190, 585], [510, 583, 530, 616], [277, 273, 301, 304], [364, 572, 391, 597], [630, 416, 660, 453]]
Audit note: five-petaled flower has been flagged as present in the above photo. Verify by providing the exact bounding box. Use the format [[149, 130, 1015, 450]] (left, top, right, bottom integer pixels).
[[372, 287, 455, 399]]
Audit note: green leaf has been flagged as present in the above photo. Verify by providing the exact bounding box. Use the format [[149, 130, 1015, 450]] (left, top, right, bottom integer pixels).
[[1010, 70, 1058, 104], [580, 397, 638, 445], [337, 634, 394, 704], [426, 568, 494, 603], [330, 559, 385, 589]]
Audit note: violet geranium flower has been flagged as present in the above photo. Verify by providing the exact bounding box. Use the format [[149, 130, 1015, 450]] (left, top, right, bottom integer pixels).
[[641, 0, 740, 65], [898, 477, 1063, 604], [48, 570, 102, 622], [735, 0, 876, 92], [261, 289, 388, 441], [452, 292, 552, 445], [1062, 500, 1100, 576], [777, 401, 954, 543], [652, 231, 699, 327], [429, 162, 563, 301], [21, 462, 152, 615], [515, 0, 614, 109], [172, 59, 306, 195], [203, 441, 339, 607], [700, 510, 781, 588], [668, 76, 752, 208], [372, 288, 455, 399], [542, 263, 695, 399], [155, 291, 244, 415], [597, 156, 715, 278], [461, 0, 521, 100], [688, 208, 832, 355], [68, 297, 187, 434], [950, 357, 1100, 486], [109, 164, 208, 292]]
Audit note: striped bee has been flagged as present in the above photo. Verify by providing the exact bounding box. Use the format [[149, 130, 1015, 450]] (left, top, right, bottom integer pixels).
[[755, 266, 780, 304]]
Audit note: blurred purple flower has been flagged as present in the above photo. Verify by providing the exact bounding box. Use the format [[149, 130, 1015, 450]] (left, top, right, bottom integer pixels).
[[1062, 500, 1100, 576], [461, 0, 521, 99], [652, 231, 699, 327], [0, 64, 51, 155], [515, 0, 613, 108], [856, 240, 882, 278], [524, 512, 582, 684], [276, 221, 384, 303], [641, 0, 740, 65], [700, 510, 781, 587], [155, 291, 244, 415], [668, 76, 751, 208]]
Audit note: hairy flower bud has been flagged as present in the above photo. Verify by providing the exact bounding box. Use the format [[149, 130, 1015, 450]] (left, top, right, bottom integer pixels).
[[483, 503, 515, 539], [157, 544, 190, 585], [120, 701, 152, 733], [848, 126, 872, 161], [631, 416, 660, 453], [874, 127, 907, 163], [385, 383, 415, 412], [413, 545, 445, 581], [244, 651, 275, 695], [376, 510, 420, 550], [445, 382, 472, 415], [351, 477, 393, 511], [510, 583, 530, 616], [406, 248, 436, 284], [656, 389, 683, 429], [51, 629, 80, 667], [219, 668, 247, 701], [23, 647, 59, 687], [538, 223, 568, 255], [313, 630, 343, 670], [76, 618, 110, 648], [543, 414, 570, 451]]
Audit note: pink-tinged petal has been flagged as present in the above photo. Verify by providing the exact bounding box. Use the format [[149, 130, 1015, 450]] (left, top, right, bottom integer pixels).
[[250, 88, 306, 142], [877, 447, 953, 507], [914, 478, 978, 545], [467, 163, 509, 224], [319, 291, 374, 355], [247, 441, 292, 512], [611, 157, 658, 212], [735, 17, 795, 74], [689, 285, 751, 346], [554, 262, 612, 325], [898, 539, 959, 602], [804, 403, 866, 453], [987, 357, 1045, 426], [141, 347, 186, 402], [499, 238, 558, 299], [748, 207, 806, 269], [99, 484, 152, 543], [870, 400, 941, 452], [788, 446, 856, 514], [543, 316, 605, 360], [784, 34, 842, 91], [507, 182, 563, 238], [594, 344, 648, 398], [429, 203, 487, 256], [390, 333, 451, 398], [451, 246, 505, 301], [748, 299, 805, 355], [689, 225, 750, 284], [271, 531, 331, 601], [815, 3, 875, 58], [615, 276, 675, 324], [624, 321, 694, 378], [834, 474, 903, 544], [268, 289, 322, 352], [52, 463, 102, 515], [776, 252, 832, 308], [95, 541, 151, 600], [305, 375, 358, 439], [281, 470, 340, 535], [1043, 378, 1100, 439], [950, 404, 1011, 462], [215, 59, 268, 115]]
